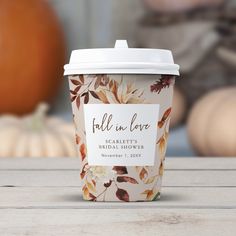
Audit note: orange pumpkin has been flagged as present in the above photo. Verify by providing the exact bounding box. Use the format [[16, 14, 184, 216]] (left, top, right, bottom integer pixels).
[[0, 0, 66, 114]]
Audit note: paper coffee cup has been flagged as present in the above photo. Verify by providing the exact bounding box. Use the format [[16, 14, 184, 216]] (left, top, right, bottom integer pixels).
[[64, 40, 179, 202]]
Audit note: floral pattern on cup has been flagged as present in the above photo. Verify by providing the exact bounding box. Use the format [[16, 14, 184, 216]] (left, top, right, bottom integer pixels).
[[69, 74, 175, 202]]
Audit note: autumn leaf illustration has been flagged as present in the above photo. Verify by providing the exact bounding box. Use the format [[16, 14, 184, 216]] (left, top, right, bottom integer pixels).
[[82, 185, 90, 200], [116, 188, 129, 202], [145, 175, 158, 184], [139, 167, 148, 181], [159, 161, 164, 176], [112, 166, 128, 175], [76, 96, 80, 110], [94, 76, 102, 89], [157, 131, 169, 156], [89, 193, 96, 201], [86, 180, 96, 193], [92, 179, 96, 187], [104, 180, 112, 188], [142, 189, 154, 200], [158, 108, 171, 128], [80, 163, 88, 179], [97, 91, 109, 104], [75, 134, 80, 145], [117, 176, 138, 184], [84, 92, 89, 104], [79, 143, 86, 161], [70, 95, 76, 102], [70, 79, 81, 86], [79, 75, 84, 84], [150, 75, 174, 94], [89, 90, 99, 99]]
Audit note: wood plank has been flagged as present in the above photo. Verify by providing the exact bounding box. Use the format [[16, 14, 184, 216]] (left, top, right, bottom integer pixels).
[[0, 209, 235, 236], [0, 158, 80, 170], [0, 170, 235, 187], [0, 157, 236, 170], [0, 187, 235, 209], [165, 157, 236, 170]]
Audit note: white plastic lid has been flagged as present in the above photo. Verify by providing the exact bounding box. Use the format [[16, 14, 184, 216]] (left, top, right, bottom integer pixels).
[[64, 40, 179, 76]]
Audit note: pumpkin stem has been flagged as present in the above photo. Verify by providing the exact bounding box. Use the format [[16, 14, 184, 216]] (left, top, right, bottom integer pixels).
[[30, 103, 49, 131]]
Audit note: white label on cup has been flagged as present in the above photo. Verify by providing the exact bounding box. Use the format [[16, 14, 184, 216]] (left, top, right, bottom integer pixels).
[[84, 104, 159, 166]]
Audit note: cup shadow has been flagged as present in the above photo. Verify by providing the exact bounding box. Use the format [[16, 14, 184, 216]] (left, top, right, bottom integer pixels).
[[53, 190, 187, 203]]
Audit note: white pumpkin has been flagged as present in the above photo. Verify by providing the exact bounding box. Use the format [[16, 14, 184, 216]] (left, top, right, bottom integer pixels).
[[170, 88, 186, 128], [0, 104, 77, 157], [187, 87, 236, 156]]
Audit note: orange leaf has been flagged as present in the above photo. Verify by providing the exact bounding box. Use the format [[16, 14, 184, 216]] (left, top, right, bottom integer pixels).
[[75, 134, 80, 145], [80, 143, 86, 161], [159, 162, 164, 176], [146, 190, 154, 200], [158, 108, 171, 128], [82, 186, 90, 200], [86, 180, 96, 193], [97, 91, 109, 104], [157, 136, 166, 155], [141, 189, 154, 200], [139, 168, 148, 181]]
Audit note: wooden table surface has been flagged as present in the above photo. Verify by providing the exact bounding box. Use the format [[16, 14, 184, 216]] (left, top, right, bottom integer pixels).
[[0, 158, 236, 236]]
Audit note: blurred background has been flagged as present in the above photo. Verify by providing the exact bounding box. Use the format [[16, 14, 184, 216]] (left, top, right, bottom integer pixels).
[[0, 0, 236, 158]]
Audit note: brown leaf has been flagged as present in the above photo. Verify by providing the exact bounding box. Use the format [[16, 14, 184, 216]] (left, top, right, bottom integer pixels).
[[70, 90, 77, 95], [80, 143, 86, 161], [76, 96, 80, 110], [74, 86, 81, 93], [94, 76, 102, 89], [70, 95, 76, 102], [81, 92, 87, 97], [104, 180, 112, 188], [84, 92, 89, 104], [79, 75, 84, 84], [80, 163, 88, 179], [80, 170, 86, 179], [112, 166, 128, 175], [139, 168, 148, 181], [70, 79, 81, 86], [117, 176, 138, 184], [89, 193, 96, 201], [116, 188, 129, 202], [150, 77, 173, 93], [89, 90, 99, 99]]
